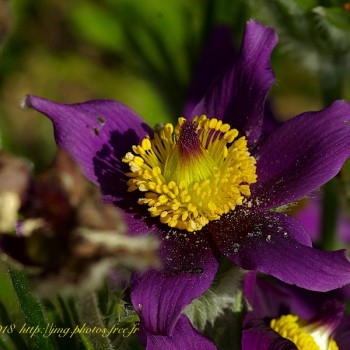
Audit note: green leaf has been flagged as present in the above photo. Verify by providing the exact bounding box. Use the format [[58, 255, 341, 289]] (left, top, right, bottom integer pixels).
[[253, 0, 350, 78], [8, 268, 54, 350], [76, 293, 113, 350], [0, 335, 14, 350], [79, 333, 94, 350], [0, 302, 28, 350]]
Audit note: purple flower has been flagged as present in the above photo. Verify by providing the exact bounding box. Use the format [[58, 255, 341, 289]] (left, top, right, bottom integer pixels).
[[242, 272, 350, 350], [23, 20, 350, 348]]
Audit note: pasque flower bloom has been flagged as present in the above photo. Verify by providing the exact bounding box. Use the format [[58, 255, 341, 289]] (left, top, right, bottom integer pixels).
[[23, 20, 350, 348], [243, 272, 350, 350]]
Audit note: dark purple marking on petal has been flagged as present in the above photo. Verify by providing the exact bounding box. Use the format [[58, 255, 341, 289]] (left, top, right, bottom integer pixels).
[[25, 95, 156, 235], [242, 312, 297, 350], [190, 20, 277, 146], [251, 100, 350, 209], [183, 26, 236, 117], [210, 209, 350, 291], [130, 230, 219, 335], [142, 315, 216, 350]]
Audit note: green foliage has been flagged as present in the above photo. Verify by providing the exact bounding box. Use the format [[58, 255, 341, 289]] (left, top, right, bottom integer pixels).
[[0, 265, 141, 350], [8, 268, 55, 350], [253, 0, 350, 75]]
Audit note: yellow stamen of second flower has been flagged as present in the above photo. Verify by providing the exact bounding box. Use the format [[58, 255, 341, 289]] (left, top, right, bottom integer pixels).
[[122, 116, 257, 232], [270, 314, 339, 350]]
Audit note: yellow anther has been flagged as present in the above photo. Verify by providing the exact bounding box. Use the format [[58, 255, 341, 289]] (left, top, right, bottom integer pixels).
[[270, 314, 339, 350], [139, 183, 148, 191], [179, 181, 186, 190], [181, 212, 188, 221], [152, 167, 161, 176], [209, 118, 218, 129], [142, 171, 153, 180], [123, 152, 134, 162], [178, 117, 186, 125], [215, 120, 223, 131], [208, 202, 217, 211], [224, 129, 239, 143], [158, 195, 168, 204], [187, 203, 196, 212], [133, 156, 144, 166], [141, 138, 152, 150], [130, 163, 141, 172]]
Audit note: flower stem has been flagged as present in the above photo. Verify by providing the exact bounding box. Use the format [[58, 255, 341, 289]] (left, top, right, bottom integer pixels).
[[320, 65, 343, 107], [319, 63, 343, 250], [320, 180, 339, 250], [76, 292, 113, 350]]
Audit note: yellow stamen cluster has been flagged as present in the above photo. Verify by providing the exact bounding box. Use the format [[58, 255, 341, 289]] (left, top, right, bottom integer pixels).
[[123, 115, 257, 232], [270, 315, 339, 350]]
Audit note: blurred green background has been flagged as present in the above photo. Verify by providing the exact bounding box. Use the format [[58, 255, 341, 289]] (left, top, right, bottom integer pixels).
[[2, 0, 344, 172]]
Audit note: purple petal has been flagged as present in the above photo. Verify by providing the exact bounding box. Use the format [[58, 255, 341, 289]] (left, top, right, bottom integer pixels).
[[242, 271, 257, 307], [251, 100, 350, 209], [24, 95, 155, 235], [243, 272, 291, 318], [275, 280, 350, 320], [130, 230, 219, 335], [294, 192, 350, 245], [242, 312, 297, 350], [307, 300, 344, 335], [210, 210, 350, 291], [144, 315, 216, 350], [293, 194, 322, 242], [183, 26, 236, 117], [335, 315, 350, 350], [190, 20, 277, 146], [249, 274, 350, 320], [261, 99, 282, 136]]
